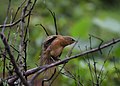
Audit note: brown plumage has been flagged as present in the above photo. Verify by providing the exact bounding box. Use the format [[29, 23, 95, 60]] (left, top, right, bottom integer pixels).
[[40, 35, 75, 65], [40, 35, 75, 79]]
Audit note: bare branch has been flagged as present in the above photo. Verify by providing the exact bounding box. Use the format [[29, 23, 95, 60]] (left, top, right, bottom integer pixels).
[[50, 64, 66, 85], [42, 69, 56, 86], [48, 8, 58, 35], [89, 34, 103, 54], [12, 0, 26, 22], [35, 24, 49, 36], [0, 33, 29, 86], [2, 0, 11, 33], [0, 0, 37, 28], [26, 38, 120, 81], [6, 37, 120, 84]]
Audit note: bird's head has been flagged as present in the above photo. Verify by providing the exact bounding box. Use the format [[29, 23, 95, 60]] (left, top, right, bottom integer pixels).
[[62, 36, 75, 46]]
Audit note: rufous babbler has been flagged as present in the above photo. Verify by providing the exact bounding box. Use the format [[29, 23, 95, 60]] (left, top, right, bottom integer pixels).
[[40, 35, 75, 65]]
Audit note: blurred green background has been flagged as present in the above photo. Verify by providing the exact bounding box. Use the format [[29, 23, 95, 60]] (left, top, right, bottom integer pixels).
[[0, 0, 120, 86]]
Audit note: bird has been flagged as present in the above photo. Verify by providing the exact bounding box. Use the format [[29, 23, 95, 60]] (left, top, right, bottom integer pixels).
[[40, 35, 75, 65], [40, 35, 75, 80]]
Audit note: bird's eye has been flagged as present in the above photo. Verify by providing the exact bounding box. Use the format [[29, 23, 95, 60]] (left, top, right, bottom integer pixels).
[[71, 38, 75, 42]]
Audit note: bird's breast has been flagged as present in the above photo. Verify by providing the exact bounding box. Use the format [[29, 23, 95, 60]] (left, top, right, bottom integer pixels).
[[50, 46, 64, 59]]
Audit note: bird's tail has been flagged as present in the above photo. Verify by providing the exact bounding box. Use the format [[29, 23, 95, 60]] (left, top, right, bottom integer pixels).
[[40, 49, 56, 80]]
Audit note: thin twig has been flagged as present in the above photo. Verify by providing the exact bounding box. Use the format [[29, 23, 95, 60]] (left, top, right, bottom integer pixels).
[[47, 8, 58, 35], [89, 34, 103, 54], [99, 46, 113, 85], [0, 0, 37, 28], [113, 56, 120, 78], [10, 45, 19, 53], [42, 68, 56, 86], [2, 0, 11, 33], [35, 24, 49, 36], [12, 0, 26, 22], [50, 63, 66, 85], [2, 53, 6, 79], [61, 68, 83, 86], [0, 33, 29, 86]]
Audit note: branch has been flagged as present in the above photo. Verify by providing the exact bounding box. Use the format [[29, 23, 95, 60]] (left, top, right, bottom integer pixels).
[[12, 0, 26, 22], [2, 0, 11, 32], [35, 24, 49, 36], [0, 33, 29, 86], [0, 0, 37, 28], [7, 38, 120, 84], [26, 38, 120, 80], [48, 8, 58, 35]]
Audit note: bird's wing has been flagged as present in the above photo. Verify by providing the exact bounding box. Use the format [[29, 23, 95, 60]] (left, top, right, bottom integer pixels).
[[43, 35, 57, 50], [40, 35, 57, 65]]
